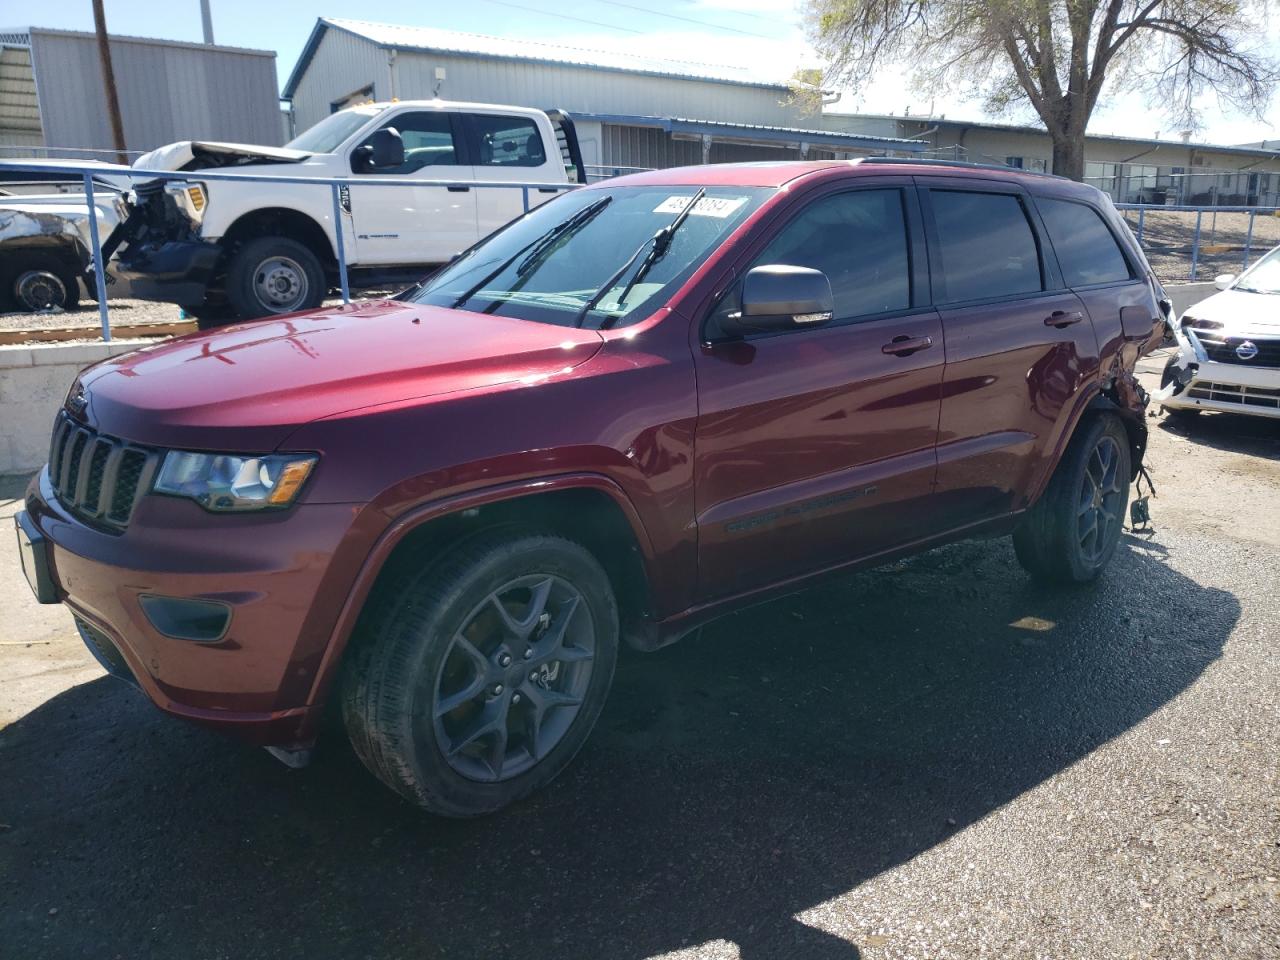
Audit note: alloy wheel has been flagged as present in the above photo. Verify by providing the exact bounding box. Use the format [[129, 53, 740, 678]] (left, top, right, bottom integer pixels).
[[431, 574, 595, 783], [1077, 435, 1124, 565]]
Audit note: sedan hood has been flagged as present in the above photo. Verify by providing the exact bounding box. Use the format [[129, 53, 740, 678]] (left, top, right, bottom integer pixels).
[[133, 141, 311, 172], [76, 300, 604, 450], [1183, 287, 1280, 335]]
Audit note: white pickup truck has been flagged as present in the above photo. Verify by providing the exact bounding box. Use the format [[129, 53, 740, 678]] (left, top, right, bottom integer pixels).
[[105, 100, 585, 325]]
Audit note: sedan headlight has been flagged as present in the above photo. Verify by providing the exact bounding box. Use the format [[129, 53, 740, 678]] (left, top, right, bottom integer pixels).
[[163, 180, 208, 224], [154, 451, 316, 512]]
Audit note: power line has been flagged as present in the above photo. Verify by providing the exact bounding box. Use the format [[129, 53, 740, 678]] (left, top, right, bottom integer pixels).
[[474, 0, 645, 34], [590, 0, 775, 38]]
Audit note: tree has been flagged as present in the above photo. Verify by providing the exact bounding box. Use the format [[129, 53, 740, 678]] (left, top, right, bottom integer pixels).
[[805, 0, 1277, 179]]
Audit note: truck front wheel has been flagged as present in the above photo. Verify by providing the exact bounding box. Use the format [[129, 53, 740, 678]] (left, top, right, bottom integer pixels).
[[341, 532, 619, 817], [225, 236, 325, 319]]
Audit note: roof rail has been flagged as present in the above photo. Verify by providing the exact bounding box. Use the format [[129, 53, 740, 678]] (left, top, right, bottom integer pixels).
[[856, 156, 1069, 180]]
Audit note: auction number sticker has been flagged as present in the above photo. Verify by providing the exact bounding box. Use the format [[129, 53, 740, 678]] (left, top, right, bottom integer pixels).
[[653, 195, 749, 218]]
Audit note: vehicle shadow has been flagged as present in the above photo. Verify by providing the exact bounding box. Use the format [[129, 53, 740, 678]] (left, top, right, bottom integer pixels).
[[1157, 409, 1280, 459], [0, 536, 1236, 959]]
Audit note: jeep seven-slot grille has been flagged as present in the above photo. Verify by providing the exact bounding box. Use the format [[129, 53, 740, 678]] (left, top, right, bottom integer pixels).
[[48, 412, 159, 529], [1197, 335, 1280, 367]]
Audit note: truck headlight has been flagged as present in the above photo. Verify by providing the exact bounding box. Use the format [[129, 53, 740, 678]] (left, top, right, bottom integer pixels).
[[154, 451, 316, 512], [164, 181, 208, 224]]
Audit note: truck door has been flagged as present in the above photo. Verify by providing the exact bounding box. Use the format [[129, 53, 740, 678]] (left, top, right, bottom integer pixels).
[[460, 112, 562, 240], [919, 180, 1101, 522], [346, 110, 477, 266], [692, 182, 943, 600]]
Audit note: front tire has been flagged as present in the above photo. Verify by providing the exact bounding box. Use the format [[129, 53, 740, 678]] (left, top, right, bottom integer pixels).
[[342, 532, 619, 817], [1013, 414, 1132, 584], [1, 253, 80, 312], [224, 236, 325, 319]]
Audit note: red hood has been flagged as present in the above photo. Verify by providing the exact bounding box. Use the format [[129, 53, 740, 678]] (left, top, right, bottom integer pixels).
[[77, 300, 604, 450]]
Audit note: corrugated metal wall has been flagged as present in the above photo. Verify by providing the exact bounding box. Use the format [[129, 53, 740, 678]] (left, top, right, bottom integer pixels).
[[29, 29, 281, 152], [290, 28, 797, 136], [0, 44, 42, 149], [289, 28, 391, 136]]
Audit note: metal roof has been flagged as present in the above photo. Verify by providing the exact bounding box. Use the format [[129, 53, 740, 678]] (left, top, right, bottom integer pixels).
[[2, 25, 275, 57], [283, 17, 790, 99], [576, 113, 928, 152], [832, 112, 1280, 160]]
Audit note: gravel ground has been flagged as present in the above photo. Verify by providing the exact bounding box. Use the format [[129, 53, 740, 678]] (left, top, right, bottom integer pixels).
[[1118, 209, 1280, 281], [1, 354, 1278, 959]]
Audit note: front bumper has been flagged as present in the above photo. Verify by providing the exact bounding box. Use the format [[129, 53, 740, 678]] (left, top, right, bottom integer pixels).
[[109, 239, 221, 307], [21, 468, 362, 747], [1161, 327, 1280, 419]]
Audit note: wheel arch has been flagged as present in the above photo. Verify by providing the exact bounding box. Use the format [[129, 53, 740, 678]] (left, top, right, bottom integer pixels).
[[217, 207, 336, 270], [309, 475, 658, 708]]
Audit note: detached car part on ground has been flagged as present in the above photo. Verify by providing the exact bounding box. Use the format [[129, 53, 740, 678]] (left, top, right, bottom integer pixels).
[[0, 190, 125, 312], [16, 159, 1165, 817], [102, 101, 585, 326], [1157, 246, 1280, 419]]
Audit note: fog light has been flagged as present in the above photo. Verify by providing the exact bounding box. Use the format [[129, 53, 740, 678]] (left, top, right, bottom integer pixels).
[[138, 595, 231, 643]]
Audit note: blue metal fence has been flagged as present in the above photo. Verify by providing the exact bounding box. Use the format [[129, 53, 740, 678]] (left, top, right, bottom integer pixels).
[[0, 158, 583, 341], [1115, 202, 1280, 281]]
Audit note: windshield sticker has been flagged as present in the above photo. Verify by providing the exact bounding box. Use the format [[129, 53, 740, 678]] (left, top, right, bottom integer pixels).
[[653, 196, 749, 219]]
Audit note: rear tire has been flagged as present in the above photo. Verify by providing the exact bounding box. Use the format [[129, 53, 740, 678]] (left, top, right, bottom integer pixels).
[[224, 236, 325, 319], [1013, 414, 1131, 584], [342, 531, 619, 817]]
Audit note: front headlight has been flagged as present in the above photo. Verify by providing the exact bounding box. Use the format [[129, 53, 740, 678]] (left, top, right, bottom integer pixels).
[[154, 451, 316, 512], [163, 180, 208, 224]]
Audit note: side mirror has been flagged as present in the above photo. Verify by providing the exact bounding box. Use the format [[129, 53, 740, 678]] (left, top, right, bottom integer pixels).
[[720, 265, 834, 337], [361, 127, 405, 170], [1214, 273, 1235, 291]]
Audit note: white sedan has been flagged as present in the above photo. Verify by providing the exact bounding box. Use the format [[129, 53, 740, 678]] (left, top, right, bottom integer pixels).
[[1159, 245, 1280, 419]]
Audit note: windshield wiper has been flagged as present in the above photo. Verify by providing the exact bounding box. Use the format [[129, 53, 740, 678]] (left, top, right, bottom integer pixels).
[[451, 195, 612, 308], [573, 188, 706, 329]]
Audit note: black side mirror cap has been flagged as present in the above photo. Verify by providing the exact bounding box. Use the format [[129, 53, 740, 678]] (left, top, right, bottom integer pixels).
[[364, 127, 405, 169], [719, 264, 835, 337]]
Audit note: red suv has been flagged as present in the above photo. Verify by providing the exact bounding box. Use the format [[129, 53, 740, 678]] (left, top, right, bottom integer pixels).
[[16, 160, 1164, 816]]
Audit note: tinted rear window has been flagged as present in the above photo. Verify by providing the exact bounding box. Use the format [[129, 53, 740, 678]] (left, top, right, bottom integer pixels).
[[1037, 197, 1132, 286], [930, 191, 1042, 302]]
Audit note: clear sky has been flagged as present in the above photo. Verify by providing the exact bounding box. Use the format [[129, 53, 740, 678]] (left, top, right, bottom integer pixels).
[[13, 0, 1280, 146]]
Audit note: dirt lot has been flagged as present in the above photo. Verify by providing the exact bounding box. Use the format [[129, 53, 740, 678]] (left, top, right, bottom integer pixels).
[[1, 353, 1278, 960], [1118, 208, 1280, 281]]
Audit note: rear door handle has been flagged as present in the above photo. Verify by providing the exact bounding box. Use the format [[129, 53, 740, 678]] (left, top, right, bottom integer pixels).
[[881, 335, 934, 356], [447, 185, 471, 192], [1044, 310, 1084, 328]]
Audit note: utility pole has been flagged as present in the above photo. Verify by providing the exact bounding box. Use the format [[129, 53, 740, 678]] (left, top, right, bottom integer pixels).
[[200, 0, 214, 44], [92, 0, 128, 164]]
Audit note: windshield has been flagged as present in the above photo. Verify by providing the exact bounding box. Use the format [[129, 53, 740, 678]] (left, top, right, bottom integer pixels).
[[1235, 246, 1280, 294], [286, 106, 384, 154], [410, 185, 769, 327]]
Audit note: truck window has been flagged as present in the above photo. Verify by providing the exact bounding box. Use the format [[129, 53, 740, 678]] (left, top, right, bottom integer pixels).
[[1036, 197, 1132, 286], [753, 189, 911, 321], [930, 190, 1043, 302], [467, 114, 546, 168], [356, 112, 461, 174]]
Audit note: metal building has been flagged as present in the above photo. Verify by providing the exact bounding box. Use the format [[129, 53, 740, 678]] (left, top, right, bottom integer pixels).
[[282, 18, 925, 171], [0, 26, 282, 156]]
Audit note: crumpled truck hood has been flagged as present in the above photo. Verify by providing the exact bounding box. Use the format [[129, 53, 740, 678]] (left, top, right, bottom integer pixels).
[[133, 141, 312, 172], [74, 299, 605, 451]]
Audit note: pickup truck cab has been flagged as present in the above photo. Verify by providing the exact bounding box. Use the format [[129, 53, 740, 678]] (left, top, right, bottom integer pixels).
[[106, 100, 583, 323], [18, 159, 1164, 817]]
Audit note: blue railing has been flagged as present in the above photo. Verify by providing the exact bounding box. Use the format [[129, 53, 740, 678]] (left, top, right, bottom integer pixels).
[[0, 158, 583, 341], [1115, 202, 1280, 281]]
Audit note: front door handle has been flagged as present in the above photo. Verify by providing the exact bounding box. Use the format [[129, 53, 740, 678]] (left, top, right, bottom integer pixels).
[[881, 335, 934, 356], [1044, 310, 1085, 328], [447, 185, 471, 192]]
